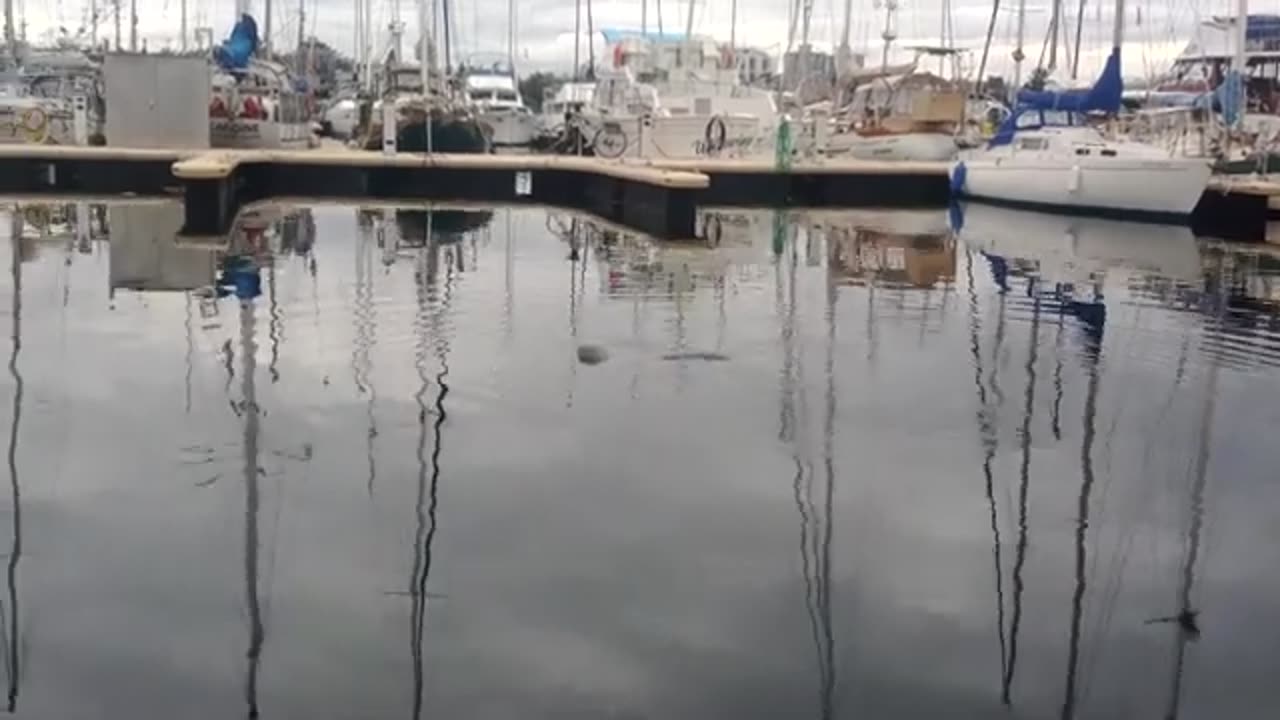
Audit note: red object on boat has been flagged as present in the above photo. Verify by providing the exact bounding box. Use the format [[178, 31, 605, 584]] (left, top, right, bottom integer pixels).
[[239, 96, 266, 120]]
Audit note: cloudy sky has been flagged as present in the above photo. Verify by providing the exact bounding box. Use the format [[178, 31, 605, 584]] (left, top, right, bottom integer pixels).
[[14, 0, 1255, 79]]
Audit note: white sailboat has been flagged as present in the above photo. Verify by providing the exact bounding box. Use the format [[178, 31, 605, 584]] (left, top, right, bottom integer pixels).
[[209, 13, 315, 150], [949, 0, 1211, 220]]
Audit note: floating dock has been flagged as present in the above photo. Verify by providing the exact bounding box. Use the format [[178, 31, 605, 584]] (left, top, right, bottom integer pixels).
[[0, 144, 1273, 240]]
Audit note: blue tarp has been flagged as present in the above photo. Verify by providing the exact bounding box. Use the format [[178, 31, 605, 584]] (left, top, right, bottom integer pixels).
[[989, 48, 1122, 147], [213, 14, 259, 72], [1016, 48, 1122, 113]]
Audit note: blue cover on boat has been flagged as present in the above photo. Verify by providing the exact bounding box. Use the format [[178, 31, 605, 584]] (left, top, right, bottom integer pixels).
[[214, 14, 260, 72], [1217, 71, 1244, 127], [989, 48, 1122, 147], [1015, 48, 1122, 114]]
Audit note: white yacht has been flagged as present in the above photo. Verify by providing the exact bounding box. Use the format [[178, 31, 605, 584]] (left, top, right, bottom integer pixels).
[[566, 29, 779, 160], [539, 81, 596, 133], [950, 1, 1210, 220], [460, 56, 536, 147]]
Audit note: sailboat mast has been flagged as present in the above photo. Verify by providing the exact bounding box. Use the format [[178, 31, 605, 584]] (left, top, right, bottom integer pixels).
[[295, 0, 305, 71], [880, 0, 897, 71], [1071, 0, 1086, 79], [264, 0, 272, 56], [506, 0, 514, 63], [130, 0, 137, 51], [180, 0, 187, 51], [1231, 0, 1248, 129], [729, 0, 737, 51], [1049, 0, 1060, 71], [3, 0, 14, 64], [1013, 0, 1026, 95]]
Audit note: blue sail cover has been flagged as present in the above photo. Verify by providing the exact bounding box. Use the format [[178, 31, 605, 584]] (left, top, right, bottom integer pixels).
[[214, 14, 260, 72], [989, 48, 1123, 147]]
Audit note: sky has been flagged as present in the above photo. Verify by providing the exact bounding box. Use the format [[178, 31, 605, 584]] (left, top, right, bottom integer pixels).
[[10, 0, 1258, 80]]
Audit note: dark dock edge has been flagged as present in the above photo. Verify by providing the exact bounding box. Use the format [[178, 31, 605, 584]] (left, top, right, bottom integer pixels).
[[0, 147, 1272, 243]]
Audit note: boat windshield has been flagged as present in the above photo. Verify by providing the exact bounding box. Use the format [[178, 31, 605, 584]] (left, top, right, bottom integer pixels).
[[1013, 108, 1088, 130], [390, 69, 424, 93]]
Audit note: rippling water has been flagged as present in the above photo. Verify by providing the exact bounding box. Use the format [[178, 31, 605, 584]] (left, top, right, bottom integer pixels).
[[0, 200, 1278, 718]]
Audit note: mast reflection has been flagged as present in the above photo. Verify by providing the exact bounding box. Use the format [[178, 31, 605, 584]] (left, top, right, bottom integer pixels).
[[3, 212, 23, 711], [409, 216, 451, 720]]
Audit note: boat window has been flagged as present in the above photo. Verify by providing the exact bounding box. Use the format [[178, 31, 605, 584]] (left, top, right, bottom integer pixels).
[[1017, 137, 1048, 151], [1100, 149, 1117, 157], [1042, 109, 1072, 126], [1075, 148, 1090, 155], [1015, 111, 1041, 129], [496, 90, 518, 102]]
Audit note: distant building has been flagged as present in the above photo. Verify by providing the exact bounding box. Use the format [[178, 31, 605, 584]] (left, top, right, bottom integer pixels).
[[734, 47, 775, 86], [783, 45, 836, 103]]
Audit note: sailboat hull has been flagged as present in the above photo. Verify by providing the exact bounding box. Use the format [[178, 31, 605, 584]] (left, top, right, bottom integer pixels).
[[954, 155, 1211, 220], [827, 131, 958, 162]]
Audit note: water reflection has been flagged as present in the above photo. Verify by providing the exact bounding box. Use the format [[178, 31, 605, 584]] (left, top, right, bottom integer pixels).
[[0, 200, 1277, 717]]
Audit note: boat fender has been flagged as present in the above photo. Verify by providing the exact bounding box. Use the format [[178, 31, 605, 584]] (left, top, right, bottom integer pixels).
[[949, 161, 967, 196], [704, 115, 728, 154], [1068, 164, 1082, 193], [701, 213, 724, 247]]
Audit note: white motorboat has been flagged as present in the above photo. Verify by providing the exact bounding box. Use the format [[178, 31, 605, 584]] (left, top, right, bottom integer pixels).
[[556, 30, 779, 160], [461, 57, 536, 147], [950, 0, 1211, 220]]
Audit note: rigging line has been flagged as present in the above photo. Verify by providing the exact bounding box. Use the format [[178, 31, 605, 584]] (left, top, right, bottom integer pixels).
[[965, 248, 1008, 690]]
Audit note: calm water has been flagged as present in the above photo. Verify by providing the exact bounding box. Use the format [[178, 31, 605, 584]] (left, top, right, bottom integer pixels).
[[0, 201, 1278, 719]]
